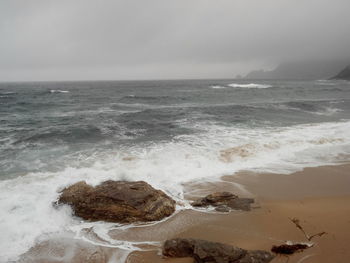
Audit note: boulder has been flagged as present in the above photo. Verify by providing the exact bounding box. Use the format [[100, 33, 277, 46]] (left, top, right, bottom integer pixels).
[[57, 180, 176, 223], [271, 243, 310, 255], [163, 238, 275, 263], [191, 192, 254, 211]]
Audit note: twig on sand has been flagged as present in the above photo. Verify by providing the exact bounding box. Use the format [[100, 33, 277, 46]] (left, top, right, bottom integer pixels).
[[271, 218, 327, 258], [289, 218, 327, 241]]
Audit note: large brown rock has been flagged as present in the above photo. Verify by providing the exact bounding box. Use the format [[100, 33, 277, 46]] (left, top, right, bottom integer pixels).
[[57, 180, 176, 223], [191, 192, 254, 211], [163, 238, 274, 263]]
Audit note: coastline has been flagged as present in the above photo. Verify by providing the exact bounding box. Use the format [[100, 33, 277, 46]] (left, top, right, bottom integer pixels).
[[19, 163, 350, 263], [129, 163, 350, 263]]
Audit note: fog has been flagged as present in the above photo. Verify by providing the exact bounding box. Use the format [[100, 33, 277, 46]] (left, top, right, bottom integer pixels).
[[1, 0, 350, 81]]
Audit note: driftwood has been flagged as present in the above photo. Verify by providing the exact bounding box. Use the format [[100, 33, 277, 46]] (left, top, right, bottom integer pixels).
[[289, 218, 326, 241], [271, 218, 326, 257]]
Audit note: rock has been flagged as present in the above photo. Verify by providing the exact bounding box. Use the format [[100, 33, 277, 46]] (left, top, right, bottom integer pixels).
[[331, 65, 350, 80], [215, 205, 230, 213], [245, 60, 348, 80], [227, 198, 255, 211], [163, 238, 275, 263], [57, 180, 176, 223], [271, 243, 310, 255], [192, 192, 237, 207], [191, 192, 254, 211], [122, 156, 137, 161], [220, 145, 255, 162]]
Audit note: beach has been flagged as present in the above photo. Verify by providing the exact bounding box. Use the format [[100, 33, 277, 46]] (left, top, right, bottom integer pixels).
[[2, 0, 350, 261], [1, 79, 350, 262], [19, 163, 350, 263], [127, 163, 350, 263]]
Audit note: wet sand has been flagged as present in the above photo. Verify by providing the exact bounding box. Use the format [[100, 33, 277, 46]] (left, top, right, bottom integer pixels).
[[129, 164, 350, 263], [19, 164, 350, 263]]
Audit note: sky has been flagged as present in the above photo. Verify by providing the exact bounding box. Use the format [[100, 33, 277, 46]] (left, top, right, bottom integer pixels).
[[0, 0, 350, 81]]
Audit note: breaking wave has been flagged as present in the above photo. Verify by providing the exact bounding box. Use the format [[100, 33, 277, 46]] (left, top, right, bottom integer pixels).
[[228, 83, 272, 89], [50, 89, 70, 93], [210, 85, 226, 89], [1, 120, 350, 261]]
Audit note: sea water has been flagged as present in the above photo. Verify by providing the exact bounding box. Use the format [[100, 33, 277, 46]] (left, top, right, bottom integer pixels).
[[0, 79, 350, 261]]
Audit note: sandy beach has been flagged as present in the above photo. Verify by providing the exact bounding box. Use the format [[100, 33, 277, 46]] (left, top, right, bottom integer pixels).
[[128, 163, 350, 263], [18, 163, 350, 263]]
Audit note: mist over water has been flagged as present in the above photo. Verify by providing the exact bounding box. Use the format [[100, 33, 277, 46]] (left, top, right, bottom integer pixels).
[[1, 79, 350, 261]]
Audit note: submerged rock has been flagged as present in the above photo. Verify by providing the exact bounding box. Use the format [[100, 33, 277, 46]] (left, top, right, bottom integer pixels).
[[220, 144, 255, 162], [191, 192, 254, 211], [163, 238, 275, 263], [57, 180, 176, 223]]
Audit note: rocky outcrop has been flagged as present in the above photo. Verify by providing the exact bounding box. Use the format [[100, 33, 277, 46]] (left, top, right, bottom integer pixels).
[[245, 60, 348, 80], [331, 65, 350, 80], [163, 238, 275, 263], [191, 192, 254, 211], [57, 180, 176, 223]]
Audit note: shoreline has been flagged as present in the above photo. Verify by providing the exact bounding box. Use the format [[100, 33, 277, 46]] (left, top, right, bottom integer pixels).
[[18, 163, 350, 263], [129, 163, 350, 263], [230, 163, 350, 200]]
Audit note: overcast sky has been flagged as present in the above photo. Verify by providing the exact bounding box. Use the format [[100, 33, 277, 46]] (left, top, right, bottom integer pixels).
[[1, 0, 349, 81]]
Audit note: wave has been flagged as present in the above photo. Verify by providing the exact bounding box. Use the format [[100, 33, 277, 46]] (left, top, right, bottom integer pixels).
[[1, 120, 350, 261], [275, 101, 342, 116], [228, 83, 272, 89], [14, 125, 104, 144], [315, 80, 338, 86], [50, 89, 69, 93], [0, 92, 17, 98], [120, 95, 173, 101], [0, 91, 17, 95], [313, 107, 342, 116], [316, 83, 337, 86], [210, 85, 226, 89]]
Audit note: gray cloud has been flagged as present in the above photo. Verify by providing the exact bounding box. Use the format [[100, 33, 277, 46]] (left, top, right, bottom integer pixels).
[[1, 0, 350, 81]]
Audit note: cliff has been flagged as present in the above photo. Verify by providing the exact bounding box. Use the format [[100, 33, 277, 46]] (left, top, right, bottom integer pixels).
[[331, 65, 350, 80], [245, 60, 348, 80]]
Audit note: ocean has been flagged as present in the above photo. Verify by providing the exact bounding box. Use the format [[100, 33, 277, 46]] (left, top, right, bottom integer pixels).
[[0, 79, 350, 261]]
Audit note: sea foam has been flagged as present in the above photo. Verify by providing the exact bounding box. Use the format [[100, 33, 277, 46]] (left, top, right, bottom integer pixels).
[[1, 120, 350, 261], [228, 83, 272, 89], [50, 89, 70, 93], [210, 85, 226, 89]]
